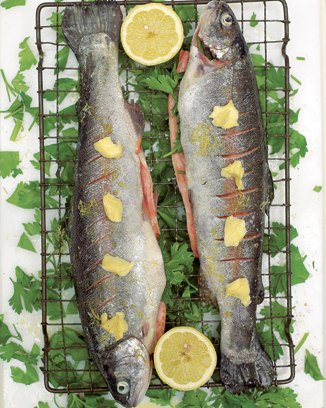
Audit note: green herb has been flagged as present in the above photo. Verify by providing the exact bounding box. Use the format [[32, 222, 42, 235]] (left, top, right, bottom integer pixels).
[[17, 232, 37, 252], [212, 386, 302, 407], [252, 53, 308, 169], [313, 185, 322, 192], [0, 0, 25, 9], [23, 220, 41, 236], [7, 180, 58, 209], [34, 403, 51, 408], [10, 363, 39, 385], [181, 389, 216, 407], [0, 151, 20, 178], [0, 315, 22, 344], [175, 5, 197, 37], [9, 266, 42, 314], [304, 349, 325, 381], [250, 12, 259, 27], [0, 342, 40, 365], [65, 393, 118, 408], [291, 74, 301, 86], [19, 37, 37, 72], [146, 388, 178, 407], [263, 223, 309, 296], [294, 332, 309, 355]]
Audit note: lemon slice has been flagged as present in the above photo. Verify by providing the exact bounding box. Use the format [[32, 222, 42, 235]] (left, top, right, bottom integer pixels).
[[121, 3, 184, 66], [154, 326, 217, 391]]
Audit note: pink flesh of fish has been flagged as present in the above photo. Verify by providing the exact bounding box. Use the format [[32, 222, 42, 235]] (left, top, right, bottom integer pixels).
[[168, 50, 199, 258]]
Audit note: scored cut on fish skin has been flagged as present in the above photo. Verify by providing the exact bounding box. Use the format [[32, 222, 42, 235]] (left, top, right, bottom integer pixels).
[[61, 2, 166, 407], [177, 0, 274, 393]]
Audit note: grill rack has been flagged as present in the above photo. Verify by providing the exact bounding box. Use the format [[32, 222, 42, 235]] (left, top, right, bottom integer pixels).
[[36, 0, 294, 394]]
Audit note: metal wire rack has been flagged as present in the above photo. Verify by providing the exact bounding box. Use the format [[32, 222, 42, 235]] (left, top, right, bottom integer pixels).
[[36, 0, 294, 395]]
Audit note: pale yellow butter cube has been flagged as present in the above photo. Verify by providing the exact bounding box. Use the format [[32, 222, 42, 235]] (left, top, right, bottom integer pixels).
[[102, 254, 134, 277], [101, 311, 128, 340], [94, 137, 123, 159], [221, 160, 244, 190], [103, 193, 123, 222], [209, 100, 239, 129], [226, 278, 251, 307], [224, 215, 246, 247]]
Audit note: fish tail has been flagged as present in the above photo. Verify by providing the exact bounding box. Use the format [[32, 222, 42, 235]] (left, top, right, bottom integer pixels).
[[61, 0, 122, 59], [220, 336, 274, 393]]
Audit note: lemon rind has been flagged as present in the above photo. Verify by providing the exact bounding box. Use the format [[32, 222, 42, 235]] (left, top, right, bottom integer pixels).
[[154, 326, 217, 391], [121, 3, 184, 66]]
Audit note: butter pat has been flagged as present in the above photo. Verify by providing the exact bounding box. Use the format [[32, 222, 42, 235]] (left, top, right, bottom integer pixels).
[[94, 137, 123, 159], [221, 160, 244, 190], [209, 100, 239, 129], [226, 278, 251, 307], [101, 312, 128, 340], [103, 193, 123, 222], [224, 215, 246, 247], [102, 254, 134, 277]]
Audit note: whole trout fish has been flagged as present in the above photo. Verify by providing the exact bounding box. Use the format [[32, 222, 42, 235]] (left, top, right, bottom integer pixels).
[[62, 2, 166, 407], [178, 0, 274, 393]]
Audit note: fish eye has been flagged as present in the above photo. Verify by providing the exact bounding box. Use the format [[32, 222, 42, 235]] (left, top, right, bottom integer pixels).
[[221, 13, 233, 27], [117, 380, 130, 395]]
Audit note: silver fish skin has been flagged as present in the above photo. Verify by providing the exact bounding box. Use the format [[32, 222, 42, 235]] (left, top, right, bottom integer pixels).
[[178, 0, 274, 393], [61, 2, 166, 407]]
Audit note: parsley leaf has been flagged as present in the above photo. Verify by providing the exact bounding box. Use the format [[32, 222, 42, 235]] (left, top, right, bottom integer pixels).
[[304, 349, 325, 381], [34, 403, 51, 408], [10, 363, 39, 385], [0, 151, 20, 178], [23, 221, 41, 236], [313, 185, 322, 193], [250, 12, 259, 27], [9, 266, 42, 314], [259, 300, 294, 343], [0, 342, 40, 365], [17, 232, 36, 253], [182, 389, 215, 408], [0, 315, 22, 344], [263, 222, 298, 257], [19, 37, 37, 72], [7, 180, 58, 209], [212, 386, 301, 407], [146, 388, 178, 407]]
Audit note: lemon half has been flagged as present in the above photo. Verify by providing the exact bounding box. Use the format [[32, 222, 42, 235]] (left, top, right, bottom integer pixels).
[[121, 3, 184, 66], [154, 326, 217, 391]]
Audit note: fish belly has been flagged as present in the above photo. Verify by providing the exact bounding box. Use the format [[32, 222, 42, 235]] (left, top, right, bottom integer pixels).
[[179, 50, 273, 392]]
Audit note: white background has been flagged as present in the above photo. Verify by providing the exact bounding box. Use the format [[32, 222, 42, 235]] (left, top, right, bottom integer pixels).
[[0, 0, 325, 407]]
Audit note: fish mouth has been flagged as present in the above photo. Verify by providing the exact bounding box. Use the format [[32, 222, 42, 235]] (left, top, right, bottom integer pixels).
[[128, 378, 147, 408], [202, 40, 230, 60]]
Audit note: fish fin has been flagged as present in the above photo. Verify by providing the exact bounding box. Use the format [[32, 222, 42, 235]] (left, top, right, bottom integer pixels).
[[61, 1, 122, 60], [155, 302, 166, 346], [139, 149, 160, 238], [265, 168, 274, 215], [153, 188, 158, 209], [125, 100, 145, 142], [199, 266, 219, 308], [220, 336, 274, 393]]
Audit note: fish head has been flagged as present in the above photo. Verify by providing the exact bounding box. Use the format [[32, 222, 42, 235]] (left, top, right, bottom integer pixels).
[[103, 337, 151, 407], [197, 0, 248, 62]]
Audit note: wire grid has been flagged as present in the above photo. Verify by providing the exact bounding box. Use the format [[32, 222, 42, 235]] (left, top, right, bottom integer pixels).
[[36, 0, 294, 394]]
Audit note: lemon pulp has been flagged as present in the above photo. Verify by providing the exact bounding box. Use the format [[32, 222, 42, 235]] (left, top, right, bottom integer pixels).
[[154, 327, 217, 391], [121, 4, 184, 66]]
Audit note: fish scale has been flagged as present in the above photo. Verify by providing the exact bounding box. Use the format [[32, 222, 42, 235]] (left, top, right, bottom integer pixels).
[[62, 2, 165, 407], [178, 0, 274, 393]]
